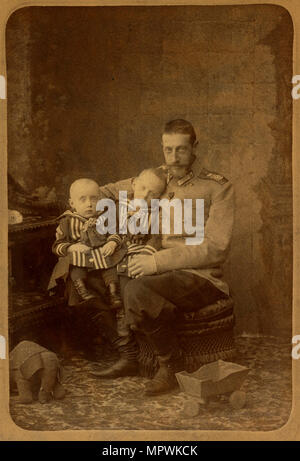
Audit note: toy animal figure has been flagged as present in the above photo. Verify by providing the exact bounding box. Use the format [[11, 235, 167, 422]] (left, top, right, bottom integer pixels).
[[10, 340, 66, 404]]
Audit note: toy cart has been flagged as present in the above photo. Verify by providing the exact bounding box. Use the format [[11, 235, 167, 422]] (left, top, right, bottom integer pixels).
[[175, 360, 249, 417]]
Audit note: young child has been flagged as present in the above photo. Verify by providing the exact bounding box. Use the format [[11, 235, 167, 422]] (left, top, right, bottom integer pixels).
[[117, 167, 167, 274], [116, 168, 167, 343], [90, 168, 167, 378], [48, 178, 125, 308]]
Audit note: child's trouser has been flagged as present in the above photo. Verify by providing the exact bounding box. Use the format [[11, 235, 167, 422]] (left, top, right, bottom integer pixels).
[[69, 265, 119, 287]]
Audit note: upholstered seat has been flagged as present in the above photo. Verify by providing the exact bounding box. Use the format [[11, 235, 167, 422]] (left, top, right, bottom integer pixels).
[[136, 297, 236, 378]]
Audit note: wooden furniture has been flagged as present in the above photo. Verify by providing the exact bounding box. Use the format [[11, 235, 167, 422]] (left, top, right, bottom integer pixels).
[[8, 217, 65, 350]]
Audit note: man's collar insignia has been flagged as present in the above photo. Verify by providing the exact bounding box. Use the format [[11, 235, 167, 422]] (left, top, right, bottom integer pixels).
[[177, 171, 194, 187], [167, 171, 173, 184]]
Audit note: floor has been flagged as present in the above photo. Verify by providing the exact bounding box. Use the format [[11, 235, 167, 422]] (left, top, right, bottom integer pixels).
[[9, 336, 292, 432]]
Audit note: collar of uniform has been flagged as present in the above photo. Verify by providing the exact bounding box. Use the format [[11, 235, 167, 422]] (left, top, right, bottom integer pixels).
[[166, 169, 194, 186], [166, 171, 173, 184], [177, 170, 194, 186]]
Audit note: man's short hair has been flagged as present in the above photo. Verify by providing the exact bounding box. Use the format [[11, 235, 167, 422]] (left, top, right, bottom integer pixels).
[[163, 119, 197, 146]]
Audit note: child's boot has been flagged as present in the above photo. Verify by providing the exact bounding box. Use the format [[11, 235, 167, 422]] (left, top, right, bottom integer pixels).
[[108, 282, 122, 309], [73, 278, 96, 301]]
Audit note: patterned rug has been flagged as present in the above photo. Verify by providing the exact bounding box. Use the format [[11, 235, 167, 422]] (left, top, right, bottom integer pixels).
[[9, 336, 292, 432]]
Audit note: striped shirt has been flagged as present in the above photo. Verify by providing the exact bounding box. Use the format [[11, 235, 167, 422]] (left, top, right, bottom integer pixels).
[[52, 210, 122, 258]]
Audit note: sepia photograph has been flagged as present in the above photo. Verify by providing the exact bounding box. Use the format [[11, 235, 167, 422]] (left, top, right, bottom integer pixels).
[[1, 1, 297, 438]]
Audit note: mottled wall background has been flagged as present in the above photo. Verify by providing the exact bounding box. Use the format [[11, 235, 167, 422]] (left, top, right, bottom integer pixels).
[[6, 5, 293, 336]]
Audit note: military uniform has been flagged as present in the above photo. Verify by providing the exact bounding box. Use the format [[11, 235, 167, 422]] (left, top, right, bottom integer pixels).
[[100, 166, 234, 297], [100, 166, 234, 387], [153, 167, 234, 295]]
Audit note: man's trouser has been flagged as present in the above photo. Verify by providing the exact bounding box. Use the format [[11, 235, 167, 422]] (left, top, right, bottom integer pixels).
[[123, 271, 227, 361]]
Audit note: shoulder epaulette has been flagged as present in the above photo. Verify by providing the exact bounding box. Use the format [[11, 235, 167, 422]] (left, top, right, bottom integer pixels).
[[198, 168, 229, 185]]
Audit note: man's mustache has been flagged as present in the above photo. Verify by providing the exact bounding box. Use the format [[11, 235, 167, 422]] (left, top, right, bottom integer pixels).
[[166, 161, 185, 166], [166, 162, 189, 167], [165, 154, 196, 168]]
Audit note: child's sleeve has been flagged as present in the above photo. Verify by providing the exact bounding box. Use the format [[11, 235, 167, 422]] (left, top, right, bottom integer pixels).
[[145, 234, 162, 252], [106, 233, 123, 248], [52, 218, 73, 257]]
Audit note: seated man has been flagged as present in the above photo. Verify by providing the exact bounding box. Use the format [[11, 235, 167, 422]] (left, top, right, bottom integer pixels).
[[97, 119, 235, 395]]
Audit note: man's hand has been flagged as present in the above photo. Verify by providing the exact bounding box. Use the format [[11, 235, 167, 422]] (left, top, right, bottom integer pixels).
[[102, 241, 117, 257], [128, 255, 157, 278], [67, 243, 90, 253]]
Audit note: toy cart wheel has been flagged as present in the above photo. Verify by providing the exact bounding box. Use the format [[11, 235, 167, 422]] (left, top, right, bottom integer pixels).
[[183, 398, 207, 417], [229, 390, 246, 409]]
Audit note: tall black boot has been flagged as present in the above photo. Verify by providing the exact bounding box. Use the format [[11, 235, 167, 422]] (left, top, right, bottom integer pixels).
[[143, 324, 183, 396], [90, 340, 139, 378], [90, 308, 139, 379]]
